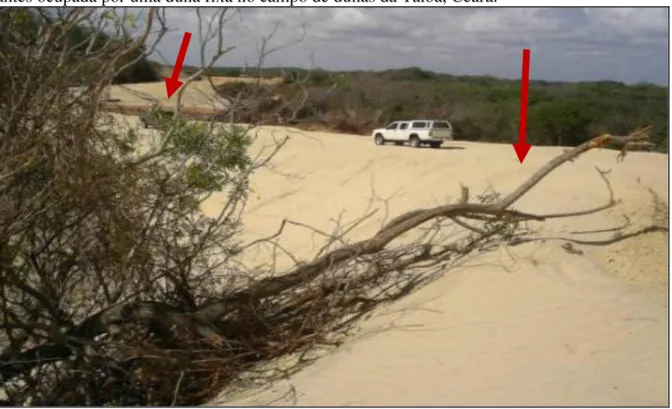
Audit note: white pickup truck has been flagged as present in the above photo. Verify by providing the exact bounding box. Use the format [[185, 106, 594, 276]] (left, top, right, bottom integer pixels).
[[372, 119, 454, 148]]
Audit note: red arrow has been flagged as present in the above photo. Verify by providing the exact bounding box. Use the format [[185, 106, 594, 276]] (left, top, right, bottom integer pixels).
[[513, 48, 532, 163], [164, 32, 192, 99]]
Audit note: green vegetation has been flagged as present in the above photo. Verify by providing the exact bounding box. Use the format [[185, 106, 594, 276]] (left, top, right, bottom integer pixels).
[[214, 67, 668, 152], [0, 9, 254, 405]]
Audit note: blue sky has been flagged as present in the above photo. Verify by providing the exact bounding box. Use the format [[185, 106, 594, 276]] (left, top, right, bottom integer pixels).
[[154, 8, 669, 85]]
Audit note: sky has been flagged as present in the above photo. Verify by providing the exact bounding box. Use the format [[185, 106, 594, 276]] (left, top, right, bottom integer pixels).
[[152, 8, 669, 85]]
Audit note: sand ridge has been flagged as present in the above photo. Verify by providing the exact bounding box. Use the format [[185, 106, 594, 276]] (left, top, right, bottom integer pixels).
[[105, 77, 280, 110], [107, 79, 668, 406]]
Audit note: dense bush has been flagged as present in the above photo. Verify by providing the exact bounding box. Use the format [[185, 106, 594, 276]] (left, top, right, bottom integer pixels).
[[214, 68, 668, 151], [0, 9, 253, 405]]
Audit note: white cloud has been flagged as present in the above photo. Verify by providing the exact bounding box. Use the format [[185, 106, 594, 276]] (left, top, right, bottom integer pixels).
[[328, 9, 372, 31], [153, 7, 668, 85], [585, 8, 667, 37]]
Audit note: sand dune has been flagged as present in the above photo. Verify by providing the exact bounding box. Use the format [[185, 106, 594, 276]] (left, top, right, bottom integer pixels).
[[109, 102, 668, 405], [207, 127, 667, 406], [106, 77, 279, 110]]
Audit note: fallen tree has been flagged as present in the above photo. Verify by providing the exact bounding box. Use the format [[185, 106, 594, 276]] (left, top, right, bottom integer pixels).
[[0, 8, 659, 406], [0, 120, 653, 403]]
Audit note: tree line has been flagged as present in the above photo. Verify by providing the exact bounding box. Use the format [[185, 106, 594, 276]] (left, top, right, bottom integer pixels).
[[214, 66, 668, 152]]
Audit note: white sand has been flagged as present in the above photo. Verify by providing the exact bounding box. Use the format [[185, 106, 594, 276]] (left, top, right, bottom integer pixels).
[[108, 81, 669, 406], [209, 128, 668, 407], [106, 77, 279, 110]]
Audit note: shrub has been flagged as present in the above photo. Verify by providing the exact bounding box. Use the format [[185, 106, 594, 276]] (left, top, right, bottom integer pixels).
[[0, 10, 253, 405]]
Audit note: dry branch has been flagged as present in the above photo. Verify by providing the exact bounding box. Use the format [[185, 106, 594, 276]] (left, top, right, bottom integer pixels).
[[0, 127, 651, 391]]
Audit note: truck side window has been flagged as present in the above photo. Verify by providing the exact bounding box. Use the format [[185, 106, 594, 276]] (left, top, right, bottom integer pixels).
[[399, 123, 408, 130], [411, 122, 426, 129]]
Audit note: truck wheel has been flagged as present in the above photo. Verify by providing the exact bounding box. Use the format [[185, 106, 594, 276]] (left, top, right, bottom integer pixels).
[[374, 133, 385, 145], [409, 135, 421, 148], [429, 142, 441, 149]]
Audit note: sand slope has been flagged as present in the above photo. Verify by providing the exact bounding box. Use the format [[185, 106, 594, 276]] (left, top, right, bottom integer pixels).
[[106, 77, 279, 110], [203, 127, 668, 406], [109, 107, 668, 406], [220, 258, 667, 406]]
